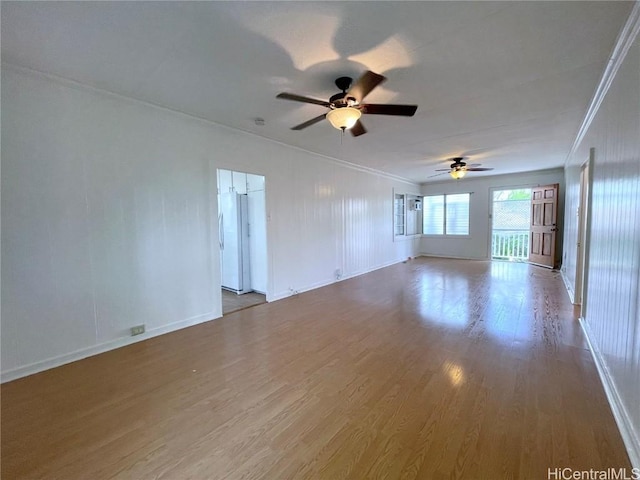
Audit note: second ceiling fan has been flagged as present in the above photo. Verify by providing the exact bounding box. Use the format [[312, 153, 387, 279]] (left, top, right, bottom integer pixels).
[[431, 157, 494, 180], [276, 70, 418, 137]]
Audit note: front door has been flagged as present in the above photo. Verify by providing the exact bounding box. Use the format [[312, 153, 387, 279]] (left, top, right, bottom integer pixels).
[[529, 184, 558, 268]]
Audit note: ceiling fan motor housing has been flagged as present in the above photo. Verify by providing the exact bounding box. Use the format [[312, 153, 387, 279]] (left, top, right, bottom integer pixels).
[[329, 92, 346, 106], [450, 157, 466, 169], [329, 94, 357, 108], [330, 77, 357, 107]]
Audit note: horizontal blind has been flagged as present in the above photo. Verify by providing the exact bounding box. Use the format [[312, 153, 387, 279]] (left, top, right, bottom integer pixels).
[[423, 195, 444, 234], [446, 193, 469, 235]]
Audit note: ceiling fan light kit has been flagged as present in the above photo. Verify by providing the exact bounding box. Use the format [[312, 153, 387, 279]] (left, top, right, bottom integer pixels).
[[326, 106, 362, 131], [450, 168, 467, 180]]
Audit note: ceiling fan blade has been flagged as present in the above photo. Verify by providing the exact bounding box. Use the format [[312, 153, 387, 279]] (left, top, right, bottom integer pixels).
[[291, 113, 327, 130], [434, 168, 453, 172], [428, 172, 449, 178], [348, 71, 386, 102], [350, 119, 367, 137], [277, 93, 330, 107], [466, 167, 494, 171], [361, 104, 418, 116]]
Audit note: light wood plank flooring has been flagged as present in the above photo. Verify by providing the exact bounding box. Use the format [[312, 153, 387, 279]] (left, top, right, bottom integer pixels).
[[222, 290, 266, 315], [1, 258, 631, 479]]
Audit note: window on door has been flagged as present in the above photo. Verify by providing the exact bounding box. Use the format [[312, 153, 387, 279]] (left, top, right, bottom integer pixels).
[[422, 193, 470, 235]]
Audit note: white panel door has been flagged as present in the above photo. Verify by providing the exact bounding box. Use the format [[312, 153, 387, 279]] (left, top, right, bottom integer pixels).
[[220, 193, 241, 290]]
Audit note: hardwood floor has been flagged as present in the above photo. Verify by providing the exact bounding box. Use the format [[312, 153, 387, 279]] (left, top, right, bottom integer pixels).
[[222, 290, 266, 315], [1, 258, 631, 479]]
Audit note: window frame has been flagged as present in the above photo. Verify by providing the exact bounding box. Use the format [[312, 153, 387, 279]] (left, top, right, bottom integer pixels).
[[393, 190, 424, 240], [421, 192, 471, 237]]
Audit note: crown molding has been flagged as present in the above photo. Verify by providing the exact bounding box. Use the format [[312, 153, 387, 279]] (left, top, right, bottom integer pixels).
[[566, 1, 640, 163], [2, 61, 419, 187]]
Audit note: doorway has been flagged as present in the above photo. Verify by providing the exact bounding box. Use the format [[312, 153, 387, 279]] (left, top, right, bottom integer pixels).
[[217, 169, 267, 315], [575, 161, 590, 307], [491, 188, 532, 262]]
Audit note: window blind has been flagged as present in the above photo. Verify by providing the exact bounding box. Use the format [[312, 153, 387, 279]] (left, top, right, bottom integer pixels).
[[422, 193, 470, 235], [423, 195, 444, 234], [446, 193, 470, 235]]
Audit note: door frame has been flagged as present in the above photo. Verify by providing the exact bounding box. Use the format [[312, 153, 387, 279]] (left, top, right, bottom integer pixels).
[[575, 148, 595, 314], [213, 167, 271, 318], [487, 183, 537, 260], [488, 187, 533, 262]]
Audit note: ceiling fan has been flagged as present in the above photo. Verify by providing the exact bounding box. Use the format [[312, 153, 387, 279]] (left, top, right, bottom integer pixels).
[[276, 70, 418, 137], [430, 157, 494, 180]]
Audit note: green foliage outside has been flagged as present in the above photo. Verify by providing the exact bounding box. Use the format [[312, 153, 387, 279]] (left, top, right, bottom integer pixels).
[[493, 189, 532, 202]]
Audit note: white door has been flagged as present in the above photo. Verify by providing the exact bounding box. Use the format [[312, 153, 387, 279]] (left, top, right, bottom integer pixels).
[[220, 193, 241, 290], [248, 189, 267, 293]]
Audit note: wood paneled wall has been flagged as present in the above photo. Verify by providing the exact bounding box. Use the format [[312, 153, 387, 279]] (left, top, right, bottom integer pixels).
[[562, 6, 640, 467], [1, 65, 420, 381]]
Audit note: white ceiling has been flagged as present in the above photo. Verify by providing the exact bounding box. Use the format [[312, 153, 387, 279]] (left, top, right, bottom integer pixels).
[[1, 1, 633, 183]]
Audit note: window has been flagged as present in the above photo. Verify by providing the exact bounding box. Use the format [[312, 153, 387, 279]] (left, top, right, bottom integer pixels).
[[394, 193, 405, 236], [423, 195, 444, 234], [393, 191, 424, 238], [423, 193, 470, 235]]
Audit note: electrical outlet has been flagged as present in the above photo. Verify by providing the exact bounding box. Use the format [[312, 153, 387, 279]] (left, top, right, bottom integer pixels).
[[131, 325, 145, 336]]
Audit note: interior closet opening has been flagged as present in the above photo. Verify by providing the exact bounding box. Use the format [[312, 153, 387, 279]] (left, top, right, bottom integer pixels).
[[217, 169, 267, 315]]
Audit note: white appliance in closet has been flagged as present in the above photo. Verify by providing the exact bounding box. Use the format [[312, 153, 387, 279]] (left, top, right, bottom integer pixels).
[[219, 192, 251, 294]]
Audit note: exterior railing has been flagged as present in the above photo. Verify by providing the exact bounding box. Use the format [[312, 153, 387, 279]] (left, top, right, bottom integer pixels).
[[492, 230, 529, 260]]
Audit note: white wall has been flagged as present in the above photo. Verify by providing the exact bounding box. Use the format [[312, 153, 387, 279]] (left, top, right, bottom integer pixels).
[[562, 9, 640, 466], [1, 65, 420, 381], [419, 169, 564, 261]]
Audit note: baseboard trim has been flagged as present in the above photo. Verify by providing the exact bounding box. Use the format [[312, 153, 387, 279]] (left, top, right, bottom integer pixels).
[[269, 258, 413, 301], [418, 253, 488, 261], [1, 312, 219, 383], [579, 317, 640, 469]]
